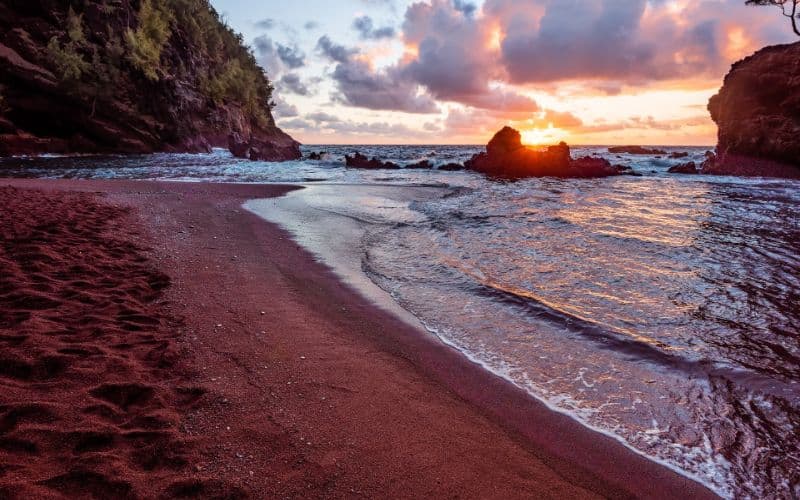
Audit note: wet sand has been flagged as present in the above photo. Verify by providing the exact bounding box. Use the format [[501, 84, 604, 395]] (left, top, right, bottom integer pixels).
[[0, 179, 718, 498]]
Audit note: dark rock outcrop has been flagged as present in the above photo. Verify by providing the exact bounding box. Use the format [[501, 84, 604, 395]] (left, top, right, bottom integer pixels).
[[345, 152, 400, 169], [466, 127, 633, 179], [668, 152, 689, 159], [406, 160, 433, 169], [228, 132, 300, 162], [668, 161, 699, 174], [706, 42, 800, 178], [437, 163, 465, 171], [0, 1, 300, 160], [608, 146, 667, 155], [343, 153, 438, 170]]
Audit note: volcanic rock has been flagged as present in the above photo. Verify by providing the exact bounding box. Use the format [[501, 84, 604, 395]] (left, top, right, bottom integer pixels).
[[466, 127, 632, 179], [667, 162, 699, 174], [668, 152, 689, 159], [406, 160, 433, 169], [229, 131, 301, 162], [437, 163, 465, 171], [344, 152, 400, 169], [706, 42, 800, 178], [608, 146, 667, 155]]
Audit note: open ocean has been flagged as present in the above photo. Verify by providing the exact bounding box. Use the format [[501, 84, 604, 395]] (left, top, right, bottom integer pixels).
[[2, 145, 799, 498]]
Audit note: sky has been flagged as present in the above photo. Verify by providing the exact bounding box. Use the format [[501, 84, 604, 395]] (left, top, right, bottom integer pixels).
[[210, 0, 794, 145]]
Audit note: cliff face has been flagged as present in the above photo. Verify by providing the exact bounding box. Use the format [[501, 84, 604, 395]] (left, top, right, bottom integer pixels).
[[0, 0, 300, 160], [707, 42, 800, 178]]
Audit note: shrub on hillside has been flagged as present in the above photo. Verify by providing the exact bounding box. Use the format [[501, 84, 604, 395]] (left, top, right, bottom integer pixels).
[[47, 7, 90, 82], [125, 0, 173, 81]]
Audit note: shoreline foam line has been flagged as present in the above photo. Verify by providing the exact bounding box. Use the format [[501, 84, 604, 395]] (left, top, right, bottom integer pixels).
[[243, 182, 724, 499]]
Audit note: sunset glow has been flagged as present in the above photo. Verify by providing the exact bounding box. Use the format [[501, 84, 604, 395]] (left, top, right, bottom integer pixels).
[[210, 0, 794, 145], [521, 126, 566, 146]]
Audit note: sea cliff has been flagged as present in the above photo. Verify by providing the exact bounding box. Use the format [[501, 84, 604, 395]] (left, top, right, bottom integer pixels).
[[0, 0, 300, 160], [706, 41, 800, 178]]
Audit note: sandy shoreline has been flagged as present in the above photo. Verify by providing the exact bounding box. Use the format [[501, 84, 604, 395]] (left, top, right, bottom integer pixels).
[[0, 178, 718, 498]]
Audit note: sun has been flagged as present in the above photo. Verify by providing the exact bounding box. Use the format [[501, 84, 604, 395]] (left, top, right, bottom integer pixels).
[[521, 125, 566, 146]]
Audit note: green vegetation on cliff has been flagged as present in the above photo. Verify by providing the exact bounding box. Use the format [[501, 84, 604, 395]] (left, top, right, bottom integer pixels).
[[46, 7, 90, 83], [42, 0, 274, 126], [124, 0, 173, 81], [0, 0, 300, 158]]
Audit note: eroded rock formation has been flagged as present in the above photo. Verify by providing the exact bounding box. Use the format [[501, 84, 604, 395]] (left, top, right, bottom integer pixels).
[[706, 42, 800, 178], [466, 127, 633, 179]]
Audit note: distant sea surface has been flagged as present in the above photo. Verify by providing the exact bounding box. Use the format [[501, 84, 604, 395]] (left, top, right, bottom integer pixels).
[[2, 145, 799, 498]]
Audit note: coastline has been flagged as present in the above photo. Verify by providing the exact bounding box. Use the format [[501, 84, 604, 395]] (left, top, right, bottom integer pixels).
[[0, 178, 718, 498]]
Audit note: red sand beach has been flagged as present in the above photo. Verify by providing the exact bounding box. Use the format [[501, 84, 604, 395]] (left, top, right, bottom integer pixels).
[[0, 179, 718, 499]]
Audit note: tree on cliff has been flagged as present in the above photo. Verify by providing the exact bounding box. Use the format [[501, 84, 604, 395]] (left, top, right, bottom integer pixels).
[[746, 0, 800, 36]]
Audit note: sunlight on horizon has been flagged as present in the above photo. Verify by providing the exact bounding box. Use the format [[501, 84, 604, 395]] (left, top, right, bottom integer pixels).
[[521, 126, 568, 146]]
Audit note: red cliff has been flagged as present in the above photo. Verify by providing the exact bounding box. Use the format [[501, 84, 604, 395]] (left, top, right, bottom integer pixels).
[[0, 1, 300, 161], [706, 42, 800, 178]]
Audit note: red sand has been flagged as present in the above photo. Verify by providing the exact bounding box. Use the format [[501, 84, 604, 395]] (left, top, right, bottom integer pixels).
[[0, 179, 719, 499]]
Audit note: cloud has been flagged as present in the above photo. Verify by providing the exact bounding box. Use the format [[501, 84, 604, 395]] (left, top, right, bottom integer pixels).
[[314, 1, 537, 114], [317, 35, 439, 113], [538, 109, 583, 129], [278, 117, 312, 129], [484, 0, 790, 84], [272, 96, 299, 118], [440, 106, 582, 138], [306, 112, 341, 123], [304, 21, 319, 30], [279, 73, 310, 96], [453, 0, 477, 17], [254, 18, 275, 30], [576, 114, 712, 135], [493, 0, 652, 83], [353, 15, 396, 39], [281, 113, 436, 141], [253, 35, 281, 75], [399, 0, 539, 110], [276, 44, 305, 69], [329, 58, 440, 113], [255, 35, 305, 74], [254, 36, 308, 119], [319, 120, 434, 139], [316, 35, 357, 64], [255, 35, 308, 90]]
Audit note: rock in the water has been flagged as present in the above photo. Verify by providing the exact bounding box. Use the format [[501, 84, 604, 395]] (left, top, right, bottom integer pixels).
[[707, 41, 800, 178], [608, 146, 667, 155], [466, 127, 631, 179], [406, 160, 433, 169], [437, 163, 465, 171], [344, 152, 400, 169], [668, 152, 689, 159], [668, 161, 699, 174], [228, 132, 301, 162]]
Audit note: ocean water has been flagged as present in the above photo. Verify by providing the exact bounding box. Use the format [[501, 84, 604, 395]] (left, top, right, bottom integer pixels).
[[2, 146, 799, 498]]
